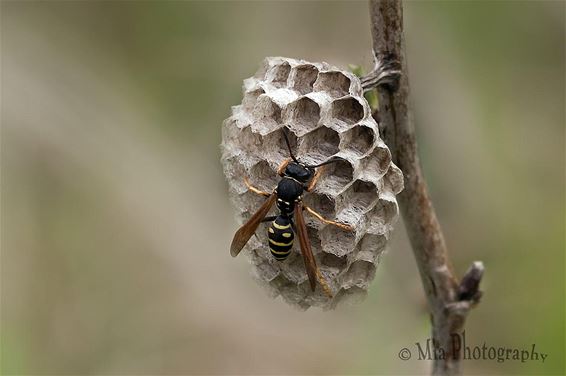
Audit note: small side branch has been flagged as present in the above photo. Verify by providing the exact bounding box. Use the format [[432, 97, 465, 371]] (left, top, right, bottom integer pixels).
[[367, 1, 485, 375]]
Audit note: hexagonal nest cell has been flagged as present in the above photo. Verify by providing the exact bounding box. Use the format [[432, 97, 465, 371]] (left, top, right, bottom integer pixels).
[[236, 190, 271, 217], [321, 252, 348, 270], [359, 143, 392, 181], [331, 286, 367, 308], [280, 254, 312, 285], [319, 224, 357, 258], [266, 61, 291, 88], [242, 87, 266, 112], [252, 95, 282, 135], [341, 260, 377, 290], [314, 158, 355, 196], [260, 127, 297, 163], [357, 233, 388, 260], [338, 180, 379, 215], [313, 71, 352, 97], [340, 124, 377, 157], [302, 192, 336, 229], [221, 57, 403, 309], [384, 164, 404, 194], [236, 125, 263, 152], [367, 194, 399, 235], [249, 160, 279, 192], [328, 96, 365, 132], [290, 64, 319, 94], [297, 126, 339, 164], [223, 155, 248, 194], [284, 96, 321, 136]]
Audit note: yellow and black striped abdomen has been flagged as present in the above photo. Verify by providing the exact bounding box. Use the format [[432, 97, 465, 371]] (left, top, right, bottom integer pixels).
[[268, 216, 294, 261]]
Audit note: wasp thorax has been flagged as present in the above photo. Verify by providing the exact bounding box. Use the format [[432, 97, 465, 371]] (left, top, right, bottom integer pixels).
[[221, 57, 403, 310]]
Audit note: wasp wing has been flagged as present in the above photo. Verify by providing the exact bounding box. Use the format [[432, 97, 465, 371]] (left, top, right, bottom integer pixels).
[[230, 193, 276, 257], [295, 201, 318, 292]]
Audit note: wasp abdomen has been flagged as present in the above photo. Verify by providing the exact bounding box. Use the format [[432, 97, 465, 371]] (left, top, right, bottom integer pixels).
[[268, 216, 294, 261]]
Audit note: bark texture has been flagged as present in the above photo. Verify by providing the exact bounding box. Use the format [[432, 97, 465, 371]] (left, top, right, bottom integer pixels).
[[366, 1, 484, 375]]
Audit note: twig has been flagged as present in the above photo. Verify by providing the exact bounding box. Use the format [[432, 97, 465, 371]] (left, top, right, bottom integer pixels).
[[366, 1, 484, 375]]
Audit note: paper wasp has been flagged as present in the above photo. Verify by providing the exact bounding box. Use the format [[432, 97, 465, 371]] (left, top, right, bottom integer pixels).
[[230, 128, 353, 297]]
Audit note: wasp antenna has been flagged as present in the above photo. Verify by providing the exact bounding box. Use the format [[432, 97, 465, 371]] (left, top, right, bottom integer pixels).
[[282, 127, 300, 163], [307, 156, 345, 168]]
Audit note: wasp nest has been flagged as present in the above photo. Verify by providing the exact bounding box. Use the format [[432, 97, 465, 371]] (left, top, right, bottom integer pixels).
[[221, 57, 403, 309]]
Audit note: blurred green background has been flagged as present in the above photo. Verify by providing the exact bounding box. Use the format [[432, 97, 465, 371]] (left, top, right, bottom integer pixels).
[[2, 1, 564, 375]]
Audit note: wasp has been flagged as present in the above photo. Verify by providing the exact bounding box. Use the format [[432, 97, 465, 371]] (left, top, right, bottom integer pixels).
[[230, 129, 353, 297]]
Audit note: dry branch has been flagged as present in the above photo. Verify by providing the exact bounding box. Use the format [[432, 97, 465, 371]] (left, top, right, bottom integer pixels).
[[365, 1, 484, 375]]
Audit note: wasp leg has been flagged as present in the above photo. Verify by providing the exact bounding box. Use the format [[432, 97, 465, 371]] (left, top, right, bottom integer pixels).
[[306, 165, 325, 192], [277, 158, 292, 176], [244, 176, 271, 197], [303, 205, 353, 231]]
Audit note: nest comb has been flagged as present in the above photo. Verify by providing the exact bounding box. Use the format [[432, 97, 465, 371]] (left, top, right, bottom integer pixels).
[[221, 57, 403, 309]]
